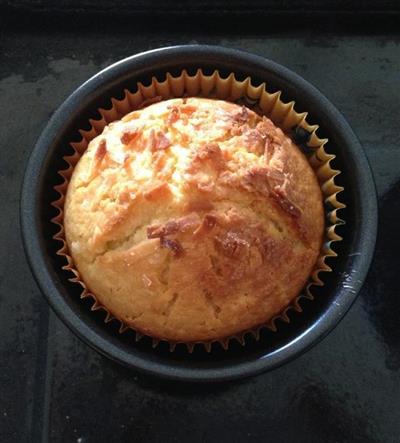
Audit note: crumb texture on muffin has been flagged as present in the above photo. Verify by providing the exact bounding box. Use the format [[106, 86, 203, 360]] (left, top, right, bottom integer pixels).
[[64, 98, 324, 342]]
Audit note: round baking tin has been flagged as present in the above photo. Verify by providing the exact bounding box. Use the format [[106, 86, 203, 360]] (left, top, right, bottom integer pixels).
[[21, 45, 377, 382]]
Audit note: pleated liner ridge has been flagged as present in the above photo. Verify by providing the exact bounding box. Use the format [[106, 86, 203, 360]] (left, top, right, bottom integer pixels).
[[51, 69, 345, 353]]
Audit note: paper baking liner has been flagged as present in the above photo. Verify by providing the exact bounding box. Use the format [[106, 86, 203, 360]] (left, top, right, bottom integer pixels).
[[51, 69, 345, 353]]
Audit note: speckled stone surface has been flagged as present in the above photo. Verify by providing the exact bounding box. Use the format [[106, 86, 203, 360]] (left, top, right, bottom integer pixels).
[[1, 18, 400, 443]]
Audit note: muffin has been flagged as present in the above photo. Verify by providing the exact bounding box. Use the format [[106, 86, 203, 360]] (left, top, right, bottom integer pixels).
[[64, 97, 324, 343]]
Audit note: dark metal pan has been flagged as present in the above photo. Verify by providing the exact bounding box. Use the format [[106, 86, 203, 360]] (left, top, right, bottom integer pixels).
[[20, 45, 377, 382]]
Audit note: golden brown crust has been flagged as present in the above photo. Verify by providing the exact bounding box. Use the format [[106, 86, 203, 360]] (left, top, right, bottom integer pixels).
[[64, 98, 324, 342]]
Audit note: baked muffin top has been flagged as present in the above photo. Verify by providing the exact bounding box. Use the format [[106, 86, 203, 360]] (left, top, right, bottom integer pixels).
[[64, 97, 324, 342]]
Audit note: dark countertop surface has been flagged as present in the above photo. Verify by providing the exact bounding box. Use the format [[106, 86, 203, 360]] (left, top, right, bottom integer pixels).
[[1, 14, 400, 443]]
